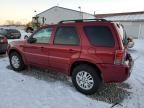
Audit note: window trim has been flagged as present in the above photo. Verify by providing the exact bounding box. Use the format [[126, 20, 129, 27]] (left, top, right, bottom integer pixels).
[[54, 26, 80, 46], [83, 25, 115, 48]]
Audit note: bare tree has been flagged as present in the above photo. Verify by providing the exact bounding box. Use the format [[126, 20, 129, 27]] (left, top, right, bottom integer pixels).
[[5, 20, 23, 26], [15, 21, 22, 25], [5, 20, 15, 25]]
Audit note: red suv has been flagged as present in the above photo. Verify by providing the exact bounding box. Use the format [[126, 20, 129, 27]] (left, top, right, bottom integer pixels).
[[8, 19, 133, 95]]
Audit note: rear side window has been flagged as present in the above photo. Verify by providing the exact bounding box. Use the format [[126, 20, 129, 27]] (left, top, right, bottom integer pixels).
[[0, 29, 7, 35], [7, 29, 19, 33], [84, 26, 115, 47], [54, 27, 80, 45]]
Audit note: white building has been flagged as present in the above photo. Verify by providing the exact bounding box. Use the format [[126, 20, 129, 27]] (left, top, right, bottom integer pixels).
[[96, 11, 144, 39], [36, 6, 95, 25]]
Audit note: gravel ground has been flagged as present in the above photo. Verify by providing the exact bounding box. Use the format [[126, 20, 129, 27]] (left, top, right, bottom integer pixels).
[[89, 83, 131, 104]]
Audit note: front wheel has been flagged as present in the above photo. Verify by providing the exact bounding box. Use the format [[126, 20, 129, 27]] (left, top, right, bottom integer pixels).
[[72, 64, 101, 95], [9, 52, 25, 71]]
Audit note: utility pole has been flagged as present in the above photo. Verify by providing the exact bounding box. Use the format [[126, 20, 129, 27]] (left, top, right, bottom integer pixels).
[[78, 6, 83, 19]]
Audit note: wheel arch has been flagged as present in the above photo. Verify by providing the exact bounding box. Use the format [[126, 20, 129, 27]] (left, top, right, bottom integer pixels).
[[8, 49, 26, 64], [70, 61, 103, 81]]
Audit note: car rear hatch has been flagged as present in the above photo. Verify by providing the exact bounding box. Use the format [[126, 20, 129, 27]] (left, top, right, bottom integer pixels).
[[7, 29, 21, 39], [114, 23, 134, 71]]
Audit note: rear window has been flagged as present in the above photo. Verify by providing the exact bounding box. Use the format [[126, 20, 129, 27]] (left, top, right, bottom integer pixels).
[[0, 29, 7, 35], [7, 29, 19, 33], [84, 26, 115, 47]]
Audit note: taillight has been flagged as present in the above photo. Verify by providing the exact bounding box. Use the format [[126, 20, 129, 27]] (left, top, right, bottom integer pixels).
[[114, 50, 125, 64], [0, 37, 8, 43]]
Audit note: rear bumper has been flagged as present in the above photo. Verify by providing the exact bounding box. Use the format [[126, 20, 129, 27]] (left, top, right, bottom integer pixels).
[[0, 44, 8, 53], [98, 60, 134, 83]]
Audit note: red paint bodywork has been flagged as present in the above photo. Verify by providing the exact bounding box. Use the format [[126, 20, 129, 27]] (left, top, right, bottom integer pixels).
[[8, 21, 132, 83]]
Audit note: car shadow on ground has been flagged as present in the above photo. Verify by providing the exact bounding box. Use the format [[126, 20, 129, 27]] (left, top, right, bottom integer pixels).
[[7, 65, 131, 104]]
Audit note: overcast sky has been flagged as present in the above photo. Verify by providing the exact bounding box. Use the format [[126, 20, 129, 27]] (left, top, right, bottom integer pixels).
[[0, 0, 144, 24]]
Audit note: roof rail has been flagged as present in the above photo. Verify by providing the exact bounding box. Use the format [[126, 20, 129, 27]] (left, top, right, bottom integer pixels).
[[59, 19, 109, 24]]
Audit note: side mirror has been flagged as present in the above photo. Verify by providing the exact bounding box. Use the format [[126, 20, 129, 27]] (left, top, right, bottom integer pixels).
[[27, 37, 37, 43]]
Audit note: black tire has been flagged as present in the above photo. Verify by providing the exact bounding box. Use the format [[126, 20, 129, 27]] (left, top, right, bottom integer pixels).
[[9, 51, 25, 71], [72, 64, 101, 95]]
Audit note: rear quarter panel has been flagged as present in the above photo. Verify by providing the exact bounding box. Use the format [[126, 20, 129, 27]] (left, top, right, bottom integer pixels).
[[78, 22, 121, 64]]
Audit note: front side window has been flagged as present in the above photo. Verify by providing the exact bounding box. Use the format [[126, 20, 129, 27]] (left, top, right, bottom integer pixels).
[[33, 27, 52, 43], [84, 26, 115, 47], [54, 27, 80, 45]]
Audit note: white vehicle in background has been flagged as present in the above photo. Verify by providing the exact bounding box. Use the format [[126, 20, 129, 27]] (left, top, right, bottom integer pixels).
[[18, 29, 31, 40], [117, 23, 135, 48], [8, 29, 31, 43]]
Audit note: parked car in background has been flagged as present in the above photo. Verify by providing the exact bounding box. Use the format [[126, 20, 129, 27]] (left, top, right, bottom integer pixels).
[[17, 29, 32, 40], [7, 19, 134, 95], [6, 29, 32, 44], [117, 24, 135, 48], [0, 34, 8, 54], [0, 28, 21, 39]]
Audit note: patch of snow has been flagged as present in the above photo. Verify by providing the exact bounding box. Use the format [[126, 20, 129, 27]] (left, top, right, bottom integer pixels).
[[0, 58, 110, 108], [120, 39, 144, 108]]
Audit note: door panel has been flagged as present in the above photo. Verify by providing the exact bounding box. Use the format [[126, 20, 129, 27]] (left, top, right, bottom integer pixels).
[[48, 45, 81, 73], [23, 27, 53, 67], [23, 44, 49, 67], [49, 26, 81, 74]]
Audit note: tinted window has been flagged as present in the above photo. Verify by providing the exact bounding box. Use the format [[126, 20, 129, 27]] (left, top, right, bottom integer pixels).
[[7, 29, 19, 33], [0, 29, 7, 35], [54, 27, 79, 45], [33, 27, 52, 43], [84, 26, 115, 47]]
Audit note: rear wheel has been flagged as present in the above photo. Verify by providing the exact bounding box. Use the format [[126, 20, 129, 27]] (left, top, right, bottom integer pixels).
[[72, 64, 101, 95], [9, 52, 25, 71]]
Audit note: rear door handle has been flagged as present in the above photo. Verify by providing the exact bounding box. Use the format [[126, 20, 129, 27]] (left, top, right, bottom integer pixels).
[[68, 49, 77, 53]]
